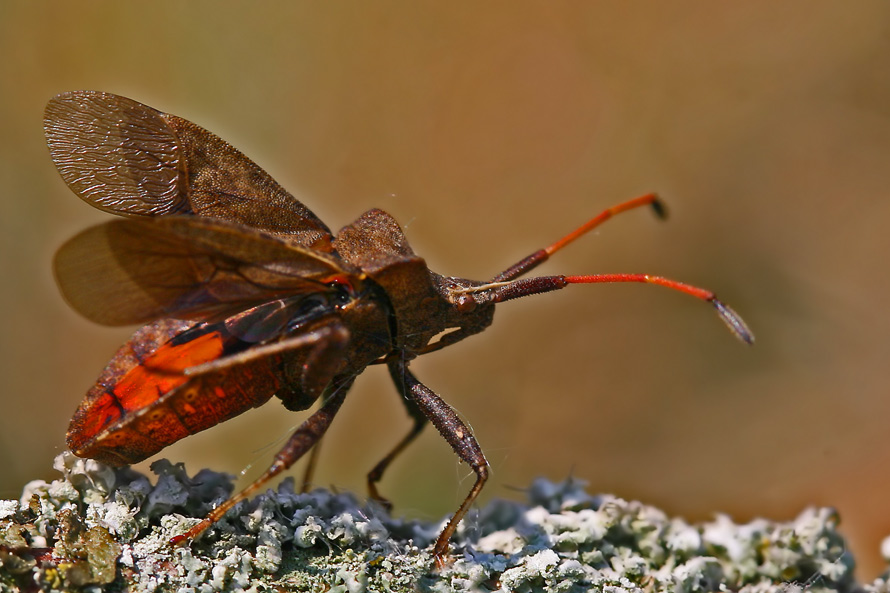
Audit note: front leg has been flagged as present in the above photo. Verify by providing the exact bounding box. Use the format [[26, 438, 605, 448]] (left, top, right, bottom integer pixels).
[[386, 356, 489, 565]]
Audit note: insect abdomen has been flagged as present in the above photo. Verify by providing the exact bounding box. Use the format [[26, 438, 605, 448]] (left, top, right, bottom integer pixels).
[[67, 320, 282, 465]]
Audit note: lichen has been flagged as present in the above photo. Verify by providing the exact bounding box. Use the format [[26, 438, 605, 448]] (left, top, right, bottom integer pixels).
[[0, 453, 884, 592]]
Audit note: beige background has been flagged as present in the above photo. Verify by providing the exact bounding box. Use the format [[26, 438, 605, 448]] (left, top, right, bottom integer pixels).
[[2, 1, 889, 578]]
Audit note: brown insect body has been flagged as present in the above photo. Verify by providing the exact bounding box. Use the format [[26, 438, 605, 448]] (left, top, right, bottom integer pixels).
[[46, 91, 751, 564]]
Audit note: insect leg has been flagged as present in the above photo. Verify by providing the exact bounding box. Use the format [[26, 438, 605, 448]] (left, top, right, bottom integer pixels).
[[299, 437, 322, 494], [181, 324, 347, 378], [491, 193, 664, 282], [386, 357, 488, 565], [289, 330, 352, 492], [170, 374, 354, 546], [294, 335, 348, 494], [367, 373, 428, 510]]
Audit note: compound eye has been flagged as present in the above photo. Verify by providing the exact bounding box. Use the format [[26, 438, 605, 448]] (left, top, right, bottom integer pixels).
[[455, 294, 477, 313]]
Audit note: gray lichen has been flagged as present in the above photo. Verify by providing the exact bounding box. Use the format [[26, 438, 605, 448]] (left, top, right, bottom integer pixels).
[[0, 453, 887, 592]]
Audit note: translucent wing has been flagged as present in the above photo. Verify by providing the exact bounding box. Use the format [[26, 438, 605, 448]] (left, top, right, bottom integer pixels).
[[44, 90, 332, 250], [54, 216, 356, 326]]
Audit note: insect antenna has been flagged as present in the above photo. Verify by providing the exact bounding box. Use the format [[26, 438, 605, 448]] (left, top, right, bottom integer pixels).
[[492, 193, 665, 282], [482, 193, 753, 344], [488, 273, 753, 344]]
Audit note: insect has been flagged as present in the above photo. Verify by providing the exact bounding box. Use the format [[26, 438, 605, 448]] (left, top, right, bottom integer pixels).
[[45, 90, 753, 564]]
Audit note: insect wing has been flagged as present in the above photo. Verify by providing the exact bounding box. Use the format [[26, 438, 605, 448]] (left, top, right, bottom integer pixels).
[[44, 90, 332, 250], [54, 216, 357, 326]]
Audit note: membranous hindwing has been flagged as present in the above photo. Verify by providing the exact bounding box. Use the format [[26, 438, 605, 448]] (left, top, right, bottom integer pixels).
[[224, 293, 338, 344]]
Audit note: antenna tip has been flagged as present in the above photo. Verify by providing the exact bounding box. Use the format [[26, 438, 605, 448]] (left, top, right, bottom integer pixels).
[[711, 298, 755, 345], [649, 196, 668, 220]]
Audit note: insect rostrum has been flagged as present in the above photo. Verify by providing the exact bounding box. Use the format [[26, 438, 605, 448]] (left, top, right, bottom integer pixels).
[[46, 90, 753, 565]]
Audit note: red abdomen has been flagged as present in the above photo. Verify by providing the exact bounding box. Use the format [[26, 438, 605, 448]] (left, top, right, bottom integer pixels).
[[67, 319, 282, 466]]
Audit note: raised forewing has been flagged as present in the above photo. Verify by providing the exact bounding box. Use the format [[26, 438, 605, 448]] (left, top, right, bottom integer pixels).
[[44, 91, 333, 249]]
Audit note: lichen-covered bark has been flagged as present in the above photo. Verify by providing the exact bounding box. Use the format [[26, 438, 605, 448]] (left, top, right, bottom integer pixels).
[[0, 453, 887, 592]]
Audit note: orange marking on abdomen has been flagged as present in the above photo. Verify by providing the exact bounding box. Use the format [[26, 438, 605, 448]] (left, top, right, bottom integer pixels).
[[113, 331, 225, 412]]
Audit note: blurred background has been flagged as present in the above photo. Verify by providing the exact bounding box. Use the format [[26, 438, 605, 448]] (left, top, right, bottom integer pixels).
[[2, 0, 889, 578]]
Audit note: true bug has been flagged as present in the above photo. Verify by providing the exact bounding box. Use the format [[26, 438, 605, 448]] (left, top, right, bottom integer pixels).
[[45, 90, 752, 564]]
